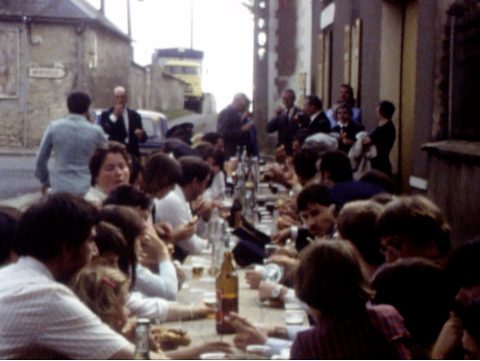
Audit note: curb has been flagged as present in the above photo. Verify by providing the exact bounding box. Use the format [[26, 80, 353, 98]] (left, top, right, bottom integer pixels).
[[0, 148, 37, 156], [0, 192, 42, 211]]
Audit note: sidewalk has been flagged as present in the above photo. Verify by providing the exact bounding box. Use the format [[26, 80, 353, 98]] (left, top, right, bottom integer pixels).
[[0, 192, 42, 211], [0, 147, 37, 156]]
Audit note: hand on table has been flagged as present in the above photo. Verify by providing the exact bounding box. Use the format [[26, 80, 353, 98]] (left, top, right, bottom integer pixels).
[[245, 270, 263, 289], [258, 281, 286, 302], [271, 228, 290, 245], [227, 312, 268, 350], [266, 254, 299, 276]]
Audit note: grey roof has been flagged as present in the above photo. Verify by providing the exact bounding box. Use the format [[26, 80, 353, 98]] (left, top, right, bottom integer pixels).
[[0, 0, 129, 40]]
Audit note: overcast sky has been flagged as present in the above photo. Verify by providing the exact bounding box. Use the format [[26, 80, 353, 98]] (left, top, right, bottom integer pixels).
[[86, 0, 254, 111]]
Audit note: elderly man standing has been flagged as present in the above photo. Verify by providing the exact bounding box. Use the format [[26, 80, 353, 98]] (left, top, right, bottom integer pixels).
[[217, 93, 253, 158], [99, 86, 147, 157], [35, 91, 107, 196]]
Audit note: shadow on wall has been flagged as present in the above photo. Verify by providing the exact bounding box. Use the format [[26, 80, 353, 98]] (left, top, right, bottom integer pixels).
[[274, 1, 297, 93]]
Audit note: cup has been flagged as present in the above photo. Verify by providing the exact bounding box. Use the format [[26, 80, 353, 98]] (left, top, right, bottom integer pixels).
[[246, 344, 272, 360], [202, 292, 217, 319], [198, 276, 216, 291], [285, 310, 305, 325], [188, 288, 205, 304], [192, 263, 205, 280], [200, 352, 227, 360], [284, 301, 303, 311], [181, 265, 193, 289]]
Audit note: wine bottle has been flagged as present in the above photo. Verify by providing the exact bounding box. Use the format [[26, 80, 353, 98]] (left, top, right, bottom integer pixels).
[[216, 251, 239, 334]]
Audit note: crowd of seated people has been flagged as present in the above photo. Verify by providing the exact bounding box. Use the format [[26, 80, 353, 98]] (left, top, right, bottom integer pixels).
[[1, 87, 479, 360]]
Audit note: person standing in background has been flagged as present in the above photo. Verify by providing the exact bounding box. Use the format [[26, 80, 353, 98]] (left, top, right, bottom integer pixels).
[[363, 101, 396, 177], [301, 95, 331, 137], [99, 86, 147, 158], [35, 91, 107, 196], [326, 84, 362, 128], [217, 93, 252, 158], [267, 89, 301, 156]]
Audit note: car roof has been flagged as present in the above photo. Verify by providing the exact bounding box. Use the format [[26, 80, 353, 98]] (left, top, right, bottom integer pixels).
[[137, 109, 168, 121]]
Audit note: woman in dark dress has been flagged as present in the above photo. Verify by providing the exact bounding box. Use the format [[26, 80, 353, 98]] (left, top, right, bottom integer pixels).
[[364, 101, 396, 176]]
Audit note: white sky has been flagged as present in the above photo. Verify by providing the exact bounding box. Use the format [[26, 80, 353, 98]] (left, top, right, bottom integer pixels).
[[86, 0, 254, 111]]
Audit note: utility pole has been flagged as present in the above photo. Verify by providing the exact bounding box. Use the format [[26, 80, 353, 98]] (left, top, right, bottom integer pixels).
[[127, 0, 132, 39], [190, 0, 194, 49]]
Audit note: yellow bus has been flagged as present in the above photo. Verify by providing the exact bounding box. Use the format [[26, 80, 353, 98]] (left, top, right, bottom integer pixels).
[[154, 48, 204, 113]]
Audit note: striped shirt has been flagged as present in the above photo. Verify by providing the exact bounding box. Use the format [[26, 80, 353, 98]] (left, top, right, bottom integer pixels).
[[0, 257, 129, 359], [291, 303, 411, 359]]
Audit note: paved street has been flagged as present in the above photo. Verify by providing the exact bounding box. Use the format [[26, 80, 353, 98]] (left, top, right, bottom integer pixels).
[[0, 113, 218, 210], [0, 153, 41, 209]]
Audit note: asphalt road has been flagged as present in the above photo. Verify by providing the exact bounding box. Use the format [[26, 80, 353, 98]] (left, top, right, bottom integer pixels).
[[0, 155, 38, 200], [0, 113, 219, 208]]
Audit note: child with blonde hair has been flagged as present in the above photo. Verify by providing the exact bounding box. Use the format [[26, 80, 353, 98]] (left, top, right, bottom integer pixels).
[[71, 266, 130, 332], [71, 265, 232, 358]]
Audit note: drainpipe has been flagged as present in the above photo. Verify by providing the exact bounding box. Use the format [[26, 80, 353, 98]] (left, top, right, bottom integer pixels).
[[75, 21, 86, 90], [446, 4, 466, 139]]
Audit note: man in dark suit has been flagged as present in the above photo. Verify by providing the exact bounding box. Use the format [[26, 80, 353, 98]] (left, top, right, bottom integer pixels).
[[216, 93, 252, 158], [266, 89, 301, 155], [302, 94, 331, 136], [99, 86, 147, 157]]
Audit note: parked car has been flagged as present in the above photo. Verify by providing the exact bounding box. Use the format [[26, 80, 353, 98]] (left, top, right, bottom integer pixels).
[[94, 109, 169, 155], [137, 109, 169, 154]]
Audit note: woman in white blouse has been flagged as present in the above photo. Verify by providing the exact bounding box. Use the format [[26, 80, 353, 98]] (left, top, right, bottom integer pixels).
[[84, 142, 131, 206]]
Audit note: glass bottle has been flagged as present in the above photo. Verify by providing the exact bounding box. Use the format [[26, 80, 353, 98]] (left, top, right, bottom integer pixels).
[[216, 251, 239, 334], [134, 318, 150, 359]]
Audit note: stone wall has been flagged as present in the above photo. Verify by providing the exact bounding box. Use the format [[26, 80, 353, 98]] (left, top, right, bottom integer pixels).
[[86, 25, 133, 109], [150, 66, 185, 111], [0, 19, 185, 148], [129, 63, 147, 110]]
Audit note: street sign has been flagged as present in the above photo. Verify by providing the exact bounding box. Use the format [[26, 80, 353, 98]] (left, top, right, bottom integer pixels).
[[28, 67, 66, 79]]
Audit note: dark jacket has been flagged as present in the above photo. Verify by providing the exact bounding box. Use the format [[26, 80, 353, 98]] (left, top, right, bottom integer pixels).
[[99, 107, 147, 157], [216, 105, 245, 158], [305, 111, 331, 136], [267, 106, 301, 155], [332, 121, 364, 153]]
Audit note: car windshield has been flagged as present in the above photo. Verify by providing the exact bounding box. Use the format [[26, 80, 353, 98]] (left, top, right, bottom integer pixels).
[[141, 117, 157, 137]]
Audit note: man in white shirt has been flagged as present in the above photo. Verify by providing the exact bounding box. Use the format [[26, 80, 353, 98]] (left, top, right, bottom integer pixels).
[[35, 91, 107, 195], [155, 156, 211, 261], [0, 193, 145, 359]]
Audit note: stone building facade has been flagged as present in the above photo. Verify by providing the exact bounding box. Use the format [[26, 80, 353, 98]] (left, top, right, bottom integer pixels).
[[0, 0, 185, 148], [253, 0, 480, 246]]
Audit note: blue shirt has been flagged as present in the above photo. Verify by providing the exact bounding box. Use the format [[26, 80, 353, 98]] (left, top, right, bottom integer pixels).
[[35, 114, 107, 195]]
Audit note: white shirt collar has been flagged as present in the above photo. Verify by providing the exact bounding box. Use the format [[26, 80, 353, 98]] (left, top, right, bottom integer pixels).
[[17, 256, 55, 281], [310, 111, 322, 123]]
